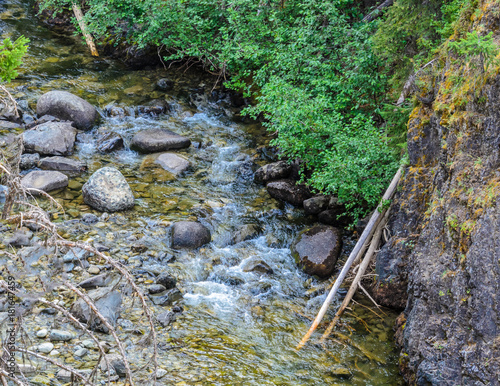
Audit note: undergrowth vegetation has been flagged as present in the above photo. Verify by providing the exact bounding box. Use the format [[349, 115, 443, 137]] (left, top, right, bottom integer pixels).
[[37, 0, 478, 219]]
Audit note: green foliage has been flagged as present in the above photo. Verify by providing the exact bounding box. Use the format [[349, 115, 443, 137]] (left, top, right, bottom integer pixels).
[[38, 0, 401, 219], [448, 31, 498, 72], [0, 36, 29, 83]]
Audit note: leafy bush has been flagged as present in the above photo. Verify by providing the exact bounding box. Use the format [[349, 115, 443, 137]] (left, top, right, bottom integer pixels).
[[0, 36, 29, 83]]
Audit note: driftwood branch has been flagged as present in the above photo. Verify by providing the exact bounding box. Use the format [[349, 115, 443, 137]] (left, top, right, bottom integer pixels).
[[72, 3, 99, 57], [296, 167, 402, 350], [319, 209, 390, 343], [362, 0, 394, 23]]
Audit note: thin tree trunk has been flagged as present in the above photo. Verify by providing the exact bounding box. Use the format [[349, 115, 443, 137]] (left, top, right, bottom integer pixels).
[[72, 3, 99, 57], [362, 0, 394, 23]]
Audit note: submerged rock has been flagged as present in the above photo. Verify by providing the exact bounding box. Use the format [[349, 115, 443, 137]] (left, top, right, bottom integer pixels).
[[172, 221, 211, 249], [23, 121, 76, 156], [82, 167, 134, 212], [36, 90, 98, 130], [154, 152, 190, 176], [231, 224, 261, 244], [149, 288, 182, 306], [241, 257, 273, 274], [38, 156, 86, 174], [266, 179, 311, 207], [254, 161, 292, 184], [155, 272, 177, 289], [291, 225, 342, 278], [71, 288, 122, 334], [97, 132, 124, 153], [130, 128, 191, 153], [21, 170, 68, 193]]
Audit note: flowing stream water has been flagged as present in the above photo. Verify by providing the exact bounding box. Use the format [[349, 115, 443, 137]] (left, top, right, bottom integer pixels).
[[1, 1, 404, 384]]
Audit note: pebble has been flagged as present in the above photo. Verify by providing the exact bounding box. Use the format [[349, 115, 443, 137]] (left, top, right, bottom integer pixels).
[[38, 342, 54, 354], [49, 350, 60, 357], [148, 284, 166, 294], [36, 328, 48, 338], [156, 368, 168, 378], [74, 348, 88, 357], [81, 339, 95, 349], [49, 329, 75, 342], [87, 265, 100, 274]]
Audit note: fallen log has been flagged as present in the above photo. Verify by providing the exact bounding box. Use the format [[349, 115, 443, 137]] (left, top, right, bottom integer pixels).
[[296, 166, 402, 350], [72, 3, 99, 57]]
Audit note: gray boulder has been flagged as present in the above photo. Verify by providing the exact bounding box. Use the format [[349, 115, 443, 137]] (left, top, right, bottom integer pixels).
[[82, 167, 134, 212], [23, 121, 76, 156], [39, 156, 86, 174], [291, 225, 343, 278], [130, 128, 190, 153], [254, 161, 292, 184], [154, 153, 190, 176], [266, 179, 312, 206], [172, 221, 211, 249], [71, 288, 122, 334], [303, 196, 330, 215], [21, 170, 68, 193], [36, 91, 97, 130], [3, 231, 31, 248]]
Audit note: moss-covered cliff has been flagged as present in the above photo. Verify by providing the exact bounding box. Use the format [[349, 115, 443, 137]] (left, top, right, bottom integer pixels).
[[374, 1, 500, 383]]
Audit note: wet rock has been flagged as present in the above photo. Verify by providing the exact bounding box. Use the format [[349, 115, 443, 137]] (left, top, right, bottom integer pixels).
[[62, 247, 90, 263], [78, 273, 116, 289], [131, 243, 148, 253], [148, 284, 166, 294], [21, 170, 68, 193], [291, 225, 343, 278], [130, 128, 190, 153], [25, 114, 59, 129], [19, 153, 40, 170], [101, 354, 127, 377], [23, 121, 76, 156], [49, 329, 75, 342], [71, 288, 122, 333], [154, 153, 190, 176], [137, 100, 170, 116], [318, 208, 350, 227], [81, 213, 98, 224], [156, 78, 174, 91], [156, 310, 177, 327], [231, 224, 261, 244], [74, 348, 88, 358], [156, 273, 177, 289], [149, 288, 182, 306], [172, 221, 211, 249], [254, 161, 292, 184], [0, 120, 22, 129], [82, 167, 135, 212], [37, 342, 54, 354], [265, 234, 280, 248], [3, 231, 31, 247], [38, 156, 86, 174], [36, 91, 98, 130], [303, 196, 330, 215], [241, 258, 273, 274], [97, 132, 124, 153], [155, 368, 168, 379], [36, 329, 48, 338], [104, 104, 125, 118], [266, 179, 312, 207]]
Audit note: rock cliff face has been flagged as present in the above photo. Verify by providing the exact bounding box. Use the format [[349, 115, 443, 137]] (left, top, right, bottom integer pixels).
[[373, 2, 500, 384]]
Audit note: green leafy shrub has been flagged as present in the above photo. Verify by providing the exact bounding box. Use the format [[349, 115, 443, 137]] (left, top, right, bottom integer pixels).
[[0, 36, 29, 83]]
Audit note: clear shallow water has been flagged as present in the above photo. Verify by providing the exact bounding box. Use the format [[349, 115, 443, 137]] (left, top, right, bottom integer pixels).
[[0, 1, 404, 384]]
